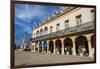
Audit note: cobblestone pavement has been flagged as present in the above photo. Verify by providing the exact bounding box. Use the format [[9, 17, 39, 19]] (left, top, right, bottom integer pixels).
[[15, 50, 94, 66]]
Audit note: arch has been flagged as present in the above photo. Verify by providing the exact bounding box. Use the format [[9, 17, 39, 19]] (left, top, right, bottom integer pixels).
[[49, 40, 54, 53], [44, 27, 48, 35], [75, 36, 89, 56], [43, 41, 47, 53], [55, 39, 62, 54], [39, 42, 42, 52], [40, 29, 43, 36], [91, 35, 95, 48], [36, 30, 39, 37], [64, 38, 73, 55]]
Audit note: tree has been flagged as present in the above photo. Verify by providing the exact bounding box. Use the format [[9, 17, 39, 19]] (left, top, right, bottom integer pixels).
[[15, 31, 32, 50]]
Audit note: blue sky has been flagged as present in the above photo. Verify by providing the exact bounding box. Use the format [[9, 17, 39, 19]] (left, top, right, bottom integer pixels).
[[15, 4, 63, 45]]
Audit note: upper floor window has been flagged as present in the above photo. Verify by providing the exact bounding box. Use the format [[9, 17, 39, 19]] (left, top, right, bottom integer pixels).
[[76, 15, 82, 26], [65, 20, 69, 29], [50, 26, 53, 33], [40, 29, 43, 36], [56, 23, 60, 31], [91, 9, 94, 20], [44, 27, 48, 35], [36, 30, 39, 37]]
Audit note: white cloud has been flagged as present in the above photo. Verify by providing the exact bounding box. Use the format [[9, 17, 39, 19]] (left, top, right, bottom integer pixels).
[[15, 17, 32, 34], [16, 23, 32, 33], [15, 4, 47, 23]]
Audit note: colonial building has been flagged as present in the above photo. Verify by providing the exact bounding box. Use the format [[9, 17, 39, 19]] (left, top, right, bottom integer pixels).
[[32, 7, 95, 57]]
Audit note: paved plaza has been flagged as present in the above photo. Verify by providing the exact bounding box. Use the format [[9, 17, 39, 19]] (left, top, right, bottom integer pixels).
[[15, 50, 94, 66]]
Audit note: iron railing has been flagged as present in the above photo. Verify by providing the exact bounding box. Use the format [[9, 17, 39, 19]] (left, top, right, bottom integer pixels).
[[32, 21, 94, 41]]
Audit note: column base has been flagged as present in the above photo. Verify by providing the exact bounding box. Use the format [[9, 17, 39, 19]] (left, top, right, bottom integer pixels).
[[72, 48, 76, 56], [31, 50, 35, 52], [47, 51, 50, 54], [88, 54, 93, 57]]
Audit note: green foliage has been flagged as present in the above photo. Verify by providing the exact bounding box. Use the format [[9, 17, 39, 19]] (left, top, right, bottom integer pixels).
[[67, 46, 71, 51], [79, 44, 85, 53]]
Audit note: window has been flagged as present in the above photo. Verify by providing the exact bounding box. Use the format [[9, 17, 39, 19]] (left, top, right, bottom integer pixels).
[[91, 10, 94, 20], [44, 27, 48, 35], [65, 20, 69, 29], [56, 23, 60, 31], [40, 31, 42, 36], [40, 29, 43, 36], [76, 15, 82, 26], [36, 30, 39, 37], [50, 26, 53, 33]]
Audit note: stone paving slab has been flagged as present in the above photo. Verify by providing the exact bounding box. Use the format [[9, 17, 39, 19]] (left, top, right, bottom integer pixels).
[[15, 50, 94, 66]]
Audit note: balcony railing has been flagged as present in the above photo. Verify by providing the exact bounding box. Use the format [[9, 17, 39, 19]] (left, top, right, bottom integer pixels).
[[32, 21, 94, 41]]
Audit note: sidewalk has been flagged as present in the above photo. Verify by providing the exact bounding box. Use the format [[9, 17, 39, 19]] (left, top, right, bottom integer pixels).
[[15, 50, 94, 66]]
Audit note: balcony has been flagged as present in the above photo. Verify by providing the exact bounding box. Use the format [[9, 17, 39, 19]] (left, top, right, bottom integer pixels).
[[32, 21, 94, 41]]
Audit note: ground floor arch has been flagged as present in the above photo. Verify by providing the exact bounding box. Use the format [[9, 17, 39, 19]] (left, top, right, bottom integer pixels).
[[55, 39, 62, 54], [43, 41, 47, 53], [64, 38, 73, 55], [75, 36, 89, 56], [49, 40, 54, 53], [39, 42, 42, 52]]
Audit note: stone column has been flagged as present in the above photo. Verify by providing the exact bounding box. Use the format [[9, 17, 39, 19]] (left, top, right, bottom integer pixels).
[[88, 40, 92, 57], [33, 42, 36, 52], [71, 37, 76, 56], [61, 38, 64, 55], [47, 41, 49, 53], [31, 42, 35, 52], [31, 43, 34, 52], [85, 34, 93, 57], [53, 40, 56, 54]]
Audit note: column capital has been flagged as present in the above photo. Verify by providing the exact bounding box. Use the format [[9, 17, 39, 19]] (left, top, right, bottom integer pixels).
[[70, 36, 77, 42], [60, 38, 65, 41], [53, 39, 56, 42], [84, 34, 93, 41]]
